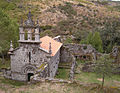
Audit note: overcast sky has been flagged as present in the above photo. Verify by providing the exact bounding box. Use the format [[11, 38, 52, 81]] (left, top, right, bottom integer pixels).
[[112, 0, 120, 1]]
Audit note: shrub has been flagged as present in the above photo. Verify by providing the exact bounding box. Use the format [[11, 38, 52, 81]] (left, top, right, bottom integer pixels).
[[58, 2, 77, 17]]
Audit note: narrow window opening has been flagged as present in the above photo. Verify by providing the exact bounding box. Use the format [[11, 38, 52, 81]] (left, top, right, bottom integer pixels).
[[25, 31, 28, 40], [29, 52, 31, 62]]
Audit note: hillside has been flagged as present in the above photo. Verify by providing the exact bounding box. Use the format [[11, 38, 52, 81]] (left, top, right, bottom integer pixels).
[[0, 0, 120, 53]]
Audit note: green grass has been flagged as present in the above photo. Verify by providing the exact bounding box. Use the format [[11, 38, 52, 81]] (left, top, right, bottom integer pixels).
[[0, 59, 10, 69], [0, 76, 26, 87], [75, 71, 120, 87], [55, 68, 69, 79]]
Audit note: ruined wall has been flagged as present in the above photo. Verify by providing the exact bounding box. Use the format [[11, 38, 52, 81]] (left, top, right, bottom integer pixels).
[[62, 44, 97, 61], [117, 47, 120, 63], [10, 43, 50, 81], [60, 46, 77, 80], [111, 46, 120, 64], [49, 49, 60, 78], [60, 46, 73, 63]]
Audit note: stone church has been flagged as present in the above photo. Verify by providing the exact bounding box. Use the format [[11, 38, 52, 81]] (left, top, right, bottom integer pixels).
[[8, 12, 62, 81]]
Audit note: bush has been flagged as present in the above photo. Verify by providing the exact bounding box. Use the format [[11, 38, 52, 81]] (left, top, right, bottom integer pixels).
[[58, 2, 77, 17], [64, 37, 73, 44]]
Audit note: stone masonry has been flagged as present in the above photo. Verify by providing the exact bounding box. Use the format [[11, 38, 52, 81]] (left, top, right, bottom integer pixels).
[[7, 12, 62, 81]]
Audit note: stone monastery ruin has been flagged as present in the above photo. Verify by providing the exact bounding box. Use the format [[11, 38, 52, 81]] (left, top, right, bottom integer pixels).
[[7, 11, 63, 81], [4, 12, 99, 81]]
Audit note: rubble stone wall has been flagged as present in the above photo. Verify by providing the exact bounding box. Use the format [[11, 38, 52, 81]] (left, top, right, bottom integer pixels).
[[62, 44, 97, 61], [10, 43, 50, 81], [49, 49, 60, 78], [60, 46, 73, 63]]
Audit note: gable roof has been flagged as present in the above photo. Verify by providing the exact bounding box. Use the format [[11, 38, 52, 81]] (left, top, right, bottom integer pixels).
[[40, 36, 63, 56]]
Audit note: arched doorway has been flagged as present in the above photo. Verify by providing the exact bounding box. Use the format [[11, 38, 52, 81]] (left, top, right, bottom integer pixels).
[[21, 64, 37, 81], [28, 73, 34, 81]]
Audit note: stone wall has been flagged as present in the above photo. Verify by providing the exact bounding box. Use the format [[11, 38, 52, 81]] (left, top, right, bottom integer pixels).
[[49, 49, 60, 78], [111, 46, 120, 64], [69, 55, 77, 80], [63, 44, 98, 61], [10, 43, 50, 81], [60, 46, 77, 80], [60, 46, 73, 63]]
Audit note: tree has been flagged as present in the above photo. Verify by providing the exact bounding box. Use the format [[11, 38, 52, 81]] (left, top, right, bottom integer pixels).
[[97, 20, 120, 53], [86, 32, 93, 44], [92, 32, 103, 52], [0, 8, 19, 61], [80, 32, 103, 53], [94, 55, 114, 88]]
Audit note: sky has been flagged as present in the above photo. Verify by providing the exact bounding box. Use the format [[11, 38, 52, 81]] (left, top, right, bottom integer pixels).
[[112, 0, 120, 1]]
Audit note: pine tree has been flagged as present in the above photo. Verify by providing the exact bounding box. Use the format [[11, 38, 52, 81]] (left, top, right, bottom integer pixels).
[[94, 55, 114, 88], [0, 8, 18, 61], [81, 32, 103, 53], [92, 32, 103, 53]]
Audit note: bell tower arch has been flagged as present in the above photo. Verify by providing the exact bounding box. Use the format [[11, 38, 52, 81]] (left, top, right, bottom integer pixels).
[[19, 11, 41, 44]]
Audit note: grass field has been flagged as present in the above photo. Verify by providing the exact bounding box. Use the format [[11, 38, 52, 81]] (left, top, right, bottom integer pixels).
[[0, 59, 120, 93]]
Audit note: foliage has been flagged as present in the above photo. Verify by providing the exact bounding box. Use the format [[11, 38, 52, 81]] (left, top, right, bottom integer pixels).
[[80, 32, 103, 53], [0, 59, 10, 68], [92, 32, 103, 52], [64, 37, 73, 44], [0, 77, 25, 87], [58, 2, 77, 17], [94, 55, 114, 88], [73, 30, 89, 41], [97, 20, 120, 53], [0, 8, 19, 57], [0, 0, 17, 11], [40, 30, 54, 37], [40, 25, 52, 31], [97, 0, 109, 5], [55, 68, 69, 79]]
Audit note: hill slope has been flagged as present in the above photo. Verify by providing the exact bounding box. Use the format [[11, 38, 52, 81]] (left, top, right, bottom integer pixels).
[[0, 0, 120, 53]]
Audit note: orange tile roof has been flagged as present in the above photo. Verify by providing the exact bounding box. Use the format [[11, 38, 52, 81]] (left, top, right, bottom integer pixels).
[[40, 36, 63, 56]]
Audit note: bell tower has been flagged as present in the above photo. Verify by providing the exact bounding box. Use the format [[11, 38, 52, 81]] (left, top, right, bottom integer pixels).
[[19, 11, 41, 44]]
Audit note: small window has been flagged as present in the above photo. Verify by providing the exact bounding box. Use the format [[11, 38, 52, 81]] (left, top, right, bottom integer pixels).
[[29, 52, 31, 62], [25, 31, 28, 40]]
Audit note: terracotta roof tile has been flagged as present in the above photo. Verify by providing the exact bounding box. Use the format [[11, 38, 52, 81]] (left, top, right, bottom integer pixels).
[[40, 36, 62, 56]]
